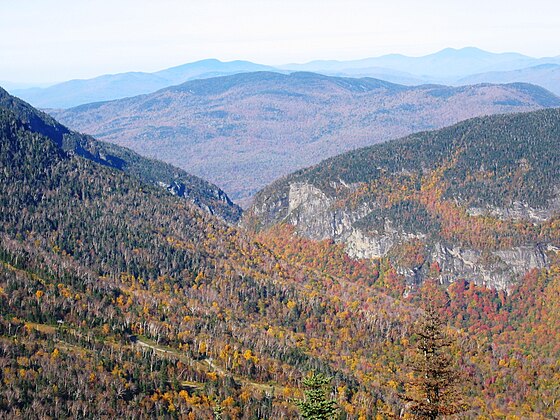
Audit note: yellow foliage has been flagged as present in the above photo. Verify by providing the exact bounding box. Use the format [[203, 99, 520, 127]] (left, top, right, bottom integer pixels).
[[195, 272, 205, 283], [243, 349, 254, 361], [17, 356, 30, 367], [239, 389, 252, 402], [387, 379, 399, 390]]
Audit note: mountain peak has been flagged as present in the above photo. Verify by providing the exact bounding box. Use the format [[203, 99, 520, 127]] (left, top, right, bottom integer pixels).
[[432, 47, 518, 59]]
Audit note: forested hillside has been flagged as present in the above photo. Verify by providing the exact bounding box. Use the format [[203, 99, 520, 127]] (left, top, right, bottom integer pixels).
[[249, 109, 560, 289], [50, 72, 560, 203], [0, 87, 241, 222], [0, 98, 559, 418]]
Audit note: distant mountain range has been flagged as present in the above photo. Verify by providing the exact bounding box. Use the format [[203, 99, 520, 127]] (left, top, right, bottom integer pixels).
[[0, 86, 241, 222], [283, 48, 560, 95], [10, 59, 275, 108], [50, 71, 560, 204], [458, 63, 560, 95], [282, 47, 560, 80], [8, 47, 560, 108]]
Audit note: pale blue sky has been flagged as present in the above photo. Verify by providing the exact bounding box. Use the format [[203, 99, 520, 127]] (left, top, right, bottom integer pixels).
[[1, 0, 560, 83]]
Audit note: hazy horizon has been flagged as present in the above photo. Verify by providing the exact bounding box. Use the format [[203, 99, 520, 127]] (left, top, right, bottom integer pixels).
[[2, 0, 560, 84], [3, 46, 557, 89]]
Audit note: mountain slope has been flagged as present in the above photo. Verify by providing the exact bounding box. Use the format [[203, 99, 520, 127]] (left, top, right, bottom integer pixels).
[[0, 87, 241, 222], [153, 58, 276, 84], [248, 108, 560, 289], [50, 71, 560, 204], [0, 88, 423, 418], [10, 59, 276, 108], [1, 84, 559, 418]]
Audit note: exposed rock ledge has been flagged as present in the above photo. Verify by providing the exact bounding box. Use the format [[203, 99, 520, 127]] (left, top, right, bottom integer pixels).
[[467, 189, 560, 222], [284, 182, 553, 290]]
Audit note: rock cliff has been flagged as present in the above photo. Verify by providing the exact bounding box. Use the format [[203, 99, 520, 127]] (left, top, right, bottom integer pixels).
[[248, 109, 560, 290]]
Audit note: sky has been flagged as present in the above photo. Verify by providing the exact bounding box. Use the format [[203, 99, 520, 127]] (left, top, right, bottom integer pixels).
[[1, 0, 560, 84]]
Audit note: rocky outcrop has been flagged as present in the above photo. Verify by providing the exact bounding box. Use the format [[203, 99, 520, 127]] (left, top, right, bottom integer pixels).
[[285, 183, 370, 240], [248, 109, 560, 290], [467, 193, 560, 222], [253, 181, 556, 290], [431, 243, 548, 290], [345, 228, 396, 259]]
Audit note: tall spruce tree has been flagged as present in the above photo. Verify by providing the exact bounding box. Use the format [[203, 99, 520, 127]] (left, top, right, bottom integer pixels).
[[294, 372, 338, 419], [400, 294, 467, 419]]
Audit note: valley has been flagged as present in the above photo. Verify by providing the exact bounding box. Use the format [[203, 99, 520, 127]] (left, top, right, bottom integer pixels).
[[50, 72, 560, 204], [0, 83, 559, 417], [2, 9, 560, 414]]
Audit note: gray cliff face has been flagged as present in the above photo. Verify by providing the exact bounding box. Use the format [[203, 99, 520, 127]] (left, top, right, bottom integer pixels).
[[285, 183, 370, 240], [467, 193, 560, 222], [345, 229, 396, 260], [252, 181, 555, 290], [430, 243, 548, 290]]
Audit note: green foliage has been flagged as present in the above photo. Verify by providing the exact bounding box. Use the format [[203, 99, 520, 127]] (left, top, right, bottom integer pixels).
[[327, 109, 558, 209], [355, 200, 440, 235], [0, 87, 241, 222], [294, 372, 338, 420], [213, 403, 224, 419]]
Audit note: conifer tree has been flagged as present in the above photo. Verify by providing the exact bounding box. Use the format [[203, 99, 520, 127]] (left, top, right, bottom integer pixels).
[[400, 294, 467, 419], [294, 372, 338, 419]]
